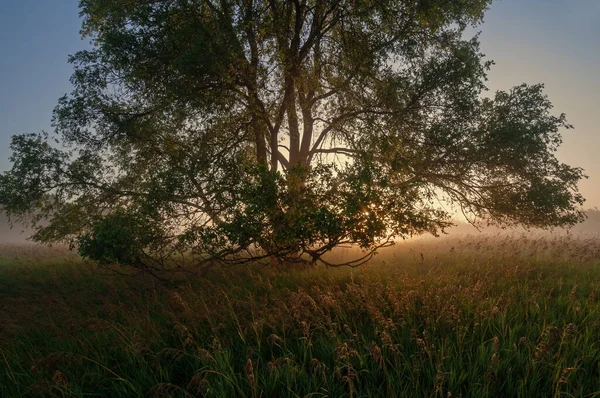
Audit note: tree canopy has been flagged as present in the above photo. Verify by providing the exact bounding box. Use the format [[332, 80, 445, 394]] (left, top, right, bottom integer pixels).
[[0, 0, 585, 273]]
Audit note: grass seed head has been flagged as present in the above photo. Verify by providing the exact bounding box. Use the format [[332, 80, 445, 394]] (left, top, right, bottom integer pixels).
[[245, 358, 255, 388]]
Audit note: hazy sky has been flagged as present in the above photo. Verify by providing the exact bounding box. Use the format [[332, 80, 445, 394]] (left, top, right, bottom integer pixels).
[[0, 0, 599, 206]]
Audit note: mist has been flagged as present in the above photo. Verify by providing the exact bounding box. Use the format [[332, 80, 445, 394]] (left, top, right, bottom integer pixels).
[[0, 212, 33, 244]]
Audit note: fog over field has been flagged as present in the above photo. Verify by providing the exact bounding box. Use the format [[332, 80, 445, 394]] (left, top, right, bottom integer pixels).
[[2, 209, 598, 247], [0, 213, 33, 244], [448, 208, 600, 238]]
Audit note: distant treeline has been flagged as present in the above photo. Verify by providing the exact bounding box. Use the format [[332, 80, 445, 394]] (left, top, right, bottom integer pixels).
[[571, 208, 600, 234], [449, 208, 600, 236]]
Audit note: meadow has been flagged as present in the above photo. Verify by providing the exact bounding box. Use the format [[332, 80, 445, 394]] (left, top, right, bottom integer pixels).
[[1, 233, 600, 397]]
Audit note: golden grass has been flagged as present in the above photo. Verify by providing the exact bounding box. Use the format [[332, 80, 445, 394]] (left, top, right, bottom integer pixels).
[[1, 233, 600, 396]]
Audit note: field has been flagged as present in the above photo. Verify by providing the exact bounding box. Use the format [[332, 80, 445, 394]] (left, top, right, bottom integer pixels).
[[1, 234, 600, 397]]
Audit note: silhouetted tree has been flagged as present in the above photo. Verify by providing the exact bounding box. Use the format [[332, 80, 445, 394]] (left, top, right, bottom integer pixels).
[[0, 0, 585, 274]]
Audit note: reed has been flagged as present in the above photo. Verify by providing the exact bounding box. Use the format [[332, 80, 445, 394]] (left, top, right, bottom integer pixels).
[[1, 234, 599, 397]]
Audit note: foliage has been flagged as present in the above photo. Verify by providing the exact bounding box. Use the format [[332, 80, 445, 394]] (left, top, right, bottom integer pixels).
[[1, 236, 600, 396], [0, 0, 585, 272]]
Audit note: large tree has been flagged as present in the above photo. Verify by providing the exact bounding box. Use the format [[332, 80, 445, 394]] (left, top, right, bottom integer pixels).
[[0, 0, 585, 273]]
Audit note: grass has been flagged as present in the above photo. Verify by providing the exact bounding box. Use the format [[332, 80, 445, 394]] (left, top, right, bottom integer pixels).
[[1, 234, 600, 397]]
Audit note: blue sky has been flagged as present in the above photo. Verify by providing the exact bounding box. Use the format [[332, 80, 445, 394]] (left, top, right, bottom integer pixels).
[[476, 0, 600, 207], [0, 0, 85, 163], [0, 0, 599, 206]]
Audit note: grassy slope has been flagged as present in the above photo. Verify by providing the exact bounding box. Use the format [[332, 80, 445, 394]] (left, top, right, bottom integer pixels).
[[1, 235, 600, 397]]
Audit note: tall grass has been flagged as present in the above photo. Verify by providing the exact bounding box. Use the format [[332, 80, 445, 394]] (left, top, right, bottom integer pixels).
[[1, 234, 600, 397]]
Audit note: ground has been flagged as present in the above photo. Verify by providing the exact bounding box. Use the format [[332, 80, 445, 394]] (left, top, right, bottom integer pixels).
[[1, 233, 600, 397]]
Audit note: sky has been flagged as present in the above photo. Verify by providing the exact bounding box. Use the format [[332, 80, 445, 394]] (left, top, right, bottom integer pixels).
[[0, 0, 599, 207]]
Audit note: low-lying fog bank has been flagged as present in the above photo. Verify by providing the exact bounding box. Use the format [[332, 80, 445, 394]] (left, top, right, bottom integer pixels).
[[0, 213, 34, 245], [445, 208, 600, 238], [0, 209, 598, 251]]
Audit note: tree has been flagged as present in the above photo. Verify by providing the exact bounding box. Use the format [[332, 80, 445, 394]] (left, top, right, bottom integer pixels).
[[0, 0, 585, 274]]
